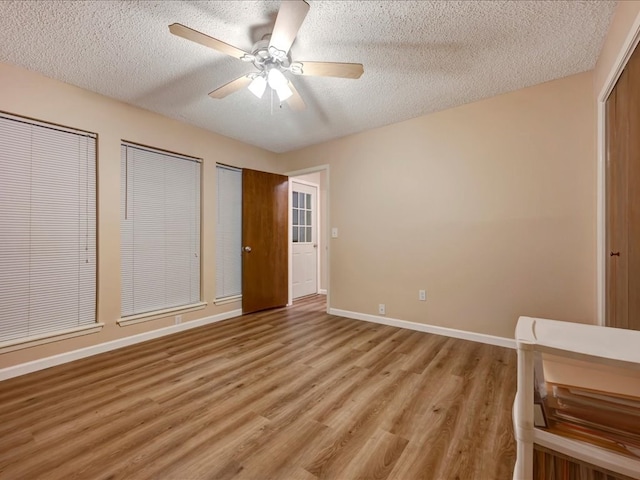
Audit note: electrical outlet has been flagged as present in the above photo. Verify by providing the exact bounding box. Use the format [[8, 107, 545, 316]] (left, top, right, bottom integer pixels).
[[378, 304, 385, 315], [175, 315, 182, 325], [419, 290, 426, 301]]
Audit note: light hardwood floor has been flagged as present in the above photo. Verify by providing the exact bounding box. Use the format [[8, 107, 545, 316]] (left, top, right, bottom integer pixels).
[[0, 295, 517, 479]]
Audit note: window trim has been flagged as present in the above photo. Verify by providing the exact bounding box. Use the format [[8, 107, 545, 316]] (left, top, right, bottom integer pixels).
[[0, 323, 104, 354], [214, 294, 242, 306], [118, 302, 208, 327]]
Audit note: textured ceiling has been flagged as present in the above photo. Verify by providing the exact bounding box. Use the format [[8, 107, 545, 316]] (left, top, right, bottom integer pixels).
[[0, 1, 616, 153]]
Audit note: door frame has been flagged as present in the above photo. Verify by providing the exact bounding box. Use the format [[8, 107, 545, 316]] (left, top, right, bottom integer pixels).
[[285, 165, 330, 312], [597, 13, 640, 325]]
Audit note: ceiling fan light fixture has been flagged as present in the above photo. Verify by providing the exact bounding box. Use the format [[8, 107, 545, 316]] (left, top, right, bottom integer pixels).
[[267, 68, 292, 101], [248, 75, 267, 99], [267, 68, 288, 90], [275, 82, 293, 102]]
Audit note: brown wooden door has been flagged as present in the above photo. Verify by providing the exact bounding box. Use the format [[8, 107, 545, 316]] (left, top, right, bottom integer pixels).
[[242, 168, 288, 314], [606, 42, 640, 330]]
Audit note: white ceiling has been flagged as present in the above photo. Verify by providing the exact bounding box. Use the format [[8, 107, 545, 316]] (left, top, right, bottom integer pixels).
[[0, 1, 616, 153]]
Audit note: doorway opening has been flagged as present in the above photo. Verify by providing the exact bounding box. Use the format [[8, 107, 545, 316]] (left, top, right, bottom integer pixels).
[[286, 165, 330, 312], [291, 179, 319, 299]]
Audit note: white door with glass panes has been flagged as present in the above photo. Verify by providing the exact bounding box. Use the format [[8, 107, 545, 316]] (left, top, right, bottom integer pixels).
[[292, 181, 318, 299]]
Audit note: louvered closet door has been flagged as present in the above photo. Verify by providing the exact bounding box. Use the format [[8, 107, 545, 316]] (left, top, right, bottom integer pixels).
[[121, 144, 201, 317], [0, 115, 96, 343]]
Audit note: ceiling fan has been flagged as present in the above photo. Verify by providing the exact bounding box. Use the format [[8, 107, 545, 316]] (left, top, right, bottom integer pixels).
[[169, 0, 364, 111]]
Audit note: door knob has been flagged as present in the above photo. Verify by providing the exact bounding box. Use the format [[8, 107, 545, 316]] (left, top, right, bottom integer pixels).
[[610, 251, 620, 256], [313, 244, 318, 248], [243, 246, 252, 253]]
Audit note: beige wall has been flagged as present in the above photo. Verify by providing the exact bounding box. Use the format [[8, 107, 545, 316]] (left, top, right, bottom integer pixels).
[[6, 1, 639, 368], [594, 0, 640, 97], [292, 171, 328, 291], [281, 72, 597, 339], [0, 61, 280, 369]]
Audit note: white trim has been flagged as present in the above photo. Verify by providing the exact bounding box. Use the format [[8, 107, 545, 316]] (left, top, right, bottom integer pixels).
[[596, 11, 640, 326], [315, 184, 322, 298], [117, 302, 207, 326], [289, 178, 318, 188], [0, 323, 104, 353], [597, 13, 640, 103], [329, 308, 516, 349], [286, 164, 330, 177], [0, 309, 242, 381], [214, 295, 242, 306], [597, 98, 606, 326], [318, 289, 327, 295], [516, 315, 640, 367], [513, 342, 535, 480], [288, 180, 293, 306]]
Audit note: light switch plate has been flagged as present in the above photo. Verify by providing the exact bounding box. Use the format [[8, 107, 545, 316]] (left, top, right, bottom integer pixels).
[[331, 227, 338, 238]]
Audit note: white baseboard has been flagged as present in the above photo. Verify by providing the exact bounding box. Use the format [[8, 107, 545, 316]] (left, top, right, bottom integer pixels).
[[329, 308, 516, 349], [0, 309, 242, 381], [1, 306, 514, 381], [318, 289, 327, 295]]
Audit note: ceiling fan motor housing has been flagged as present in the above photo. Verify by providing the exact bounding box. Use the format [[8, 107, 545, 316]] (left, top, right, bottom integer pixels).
[[247, 38, 291, 73]]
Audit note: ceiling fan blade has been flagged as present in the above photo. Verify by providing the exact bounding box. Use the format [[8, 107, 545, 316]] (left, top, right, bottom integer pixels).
[[269, 0, 310, 56], [169, 23, 249, 59], [287, 82, 306, 111], [209, 76, 252, 99], [293, 61, 364, 79]]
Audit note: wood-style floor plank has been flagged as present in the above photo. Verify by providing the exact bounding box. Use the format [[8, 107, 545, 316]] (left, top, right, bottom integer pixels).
[[0, 295, 517, 479]]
